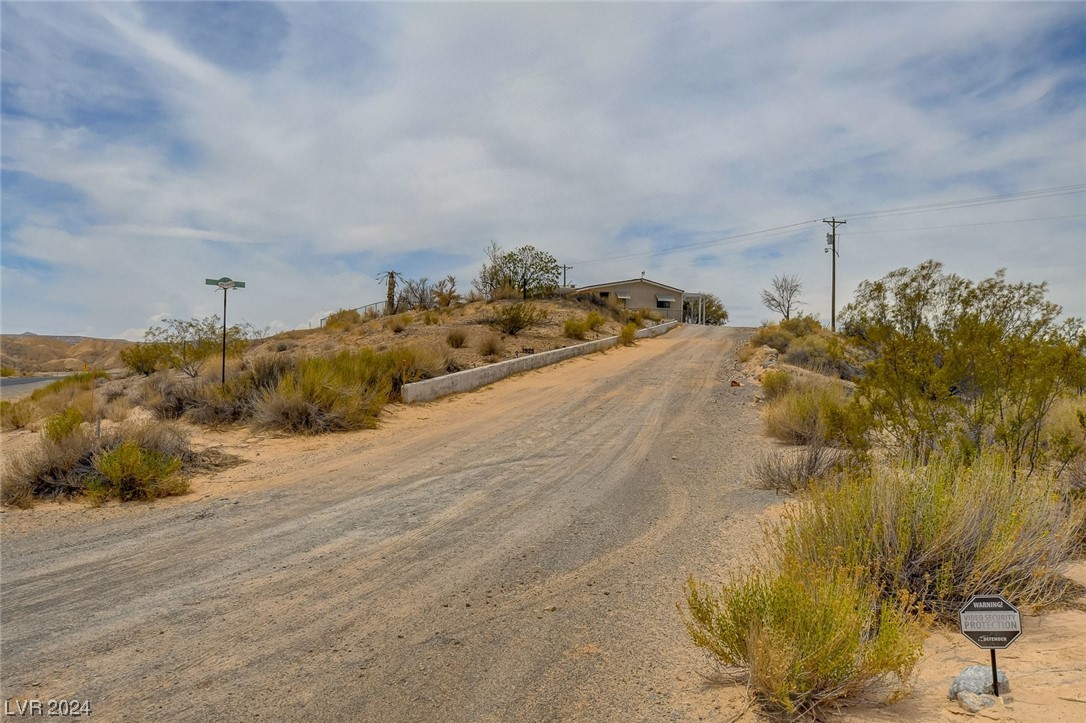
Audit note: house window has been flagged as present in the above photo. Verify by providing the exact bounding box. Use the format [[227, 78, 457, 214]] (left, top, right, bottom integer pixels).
[[656, 294, 675, 310], [599, 291, 610, 298]]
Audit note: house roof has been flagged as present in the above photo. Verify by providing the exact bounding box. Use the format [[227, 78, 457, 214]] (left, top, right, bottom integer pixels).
[[574, 277, 685, 295]]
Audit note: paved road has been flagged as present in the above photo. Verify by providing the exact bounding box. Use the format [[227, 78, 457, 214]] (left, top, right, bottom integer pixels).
[[1, 326, 778, 721], [0, 377, 62, 401]]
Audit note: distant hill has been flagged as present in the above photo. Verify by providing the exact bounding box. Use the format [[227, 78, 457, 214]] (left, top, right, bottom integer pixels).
[[0, 334, 133, 373]]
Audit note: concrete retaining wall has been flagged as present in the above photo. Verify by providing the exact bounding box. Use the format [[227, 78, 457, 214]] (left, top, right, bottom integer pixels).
[[401, 320, 678, 404]]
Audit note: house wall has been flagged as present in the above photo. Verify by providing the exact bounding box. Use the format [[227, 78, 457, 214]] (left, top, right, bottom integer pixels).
[[583, 280, 683, 321]]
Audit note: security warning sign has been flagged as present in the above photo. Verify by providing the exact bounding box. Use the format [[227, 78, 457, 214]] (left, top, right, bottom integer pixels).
[[959, 595, 1021, 649]]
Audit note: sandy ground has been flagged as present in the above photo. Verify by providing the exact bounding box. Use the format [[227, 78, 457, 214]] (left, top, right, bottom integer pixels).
[[2, 325, 1084, 721]]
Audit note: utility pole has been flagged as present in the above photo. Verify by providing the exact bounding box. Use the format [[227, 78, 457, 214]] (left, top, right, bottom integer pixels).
[[823, 217, 846, 332], [560, 264, 573, 287]]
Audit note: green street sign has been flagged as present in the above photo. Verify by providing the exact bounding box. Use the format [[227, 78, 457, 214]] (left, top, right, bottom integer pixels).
[[206, 277, 245, 289]]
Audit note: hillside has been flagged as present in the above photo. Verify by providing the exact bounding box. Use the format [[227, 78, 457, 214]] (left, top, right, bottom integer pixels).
[[0, 334, 133, 374]]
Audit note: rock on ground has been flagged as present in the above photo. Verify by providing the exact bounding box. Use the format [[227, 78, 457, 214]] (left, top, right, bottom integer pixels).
[[949, 665, 1011, 699]]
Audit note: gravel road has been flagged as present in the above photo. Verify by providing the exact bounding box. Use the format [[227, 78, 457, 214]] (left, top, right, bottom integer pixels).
[[1, 325, 780, 721]]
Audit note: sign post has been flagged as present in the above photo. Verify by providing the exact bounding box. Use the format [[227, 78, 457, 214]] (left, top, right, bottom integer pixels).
[[959, 594, 1021, 697], [205, 277, 246, 385]]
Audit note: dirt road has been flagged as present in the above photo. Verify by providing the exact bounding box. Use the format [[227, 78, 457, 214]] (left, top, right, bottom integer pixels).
[[2, 326, 780, 721]]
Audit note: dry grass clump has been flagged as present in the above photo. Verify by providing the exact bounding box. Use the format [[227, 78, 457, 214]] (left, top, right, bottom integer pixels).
[[490, 303, 547, 335], [759, 369, 792, 400], [762, 375, 864, 447], [140, 374, 204, 420], [446, 328, 468, 349], [43, 407, 84, 442], [251, 347, 446, 434], [1, 421, 194, 508], [324, 308, 363, 332], [754, 443, 844, 493], [775, 454, 1082, 621], [478, 332, 503, 358], [1, 367, 18, 377], [86, 441, 185, 505], [563, 318, 589, 340], [1, 399, 37, 431], [385, 313, 413, 333], [685, 561, 922, 717], [619, 322, 638, 346], [585, 311, 607, 332]]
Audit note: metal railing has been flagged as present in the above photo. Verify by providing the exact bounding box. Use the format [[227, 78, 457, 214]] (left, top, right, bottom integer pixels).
[[320, 300, 386, 327]]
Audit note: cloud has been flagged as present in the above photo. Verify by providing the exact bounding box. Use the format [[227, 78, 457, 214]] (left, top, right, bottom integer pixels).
[[2, 1, 1083, 337]]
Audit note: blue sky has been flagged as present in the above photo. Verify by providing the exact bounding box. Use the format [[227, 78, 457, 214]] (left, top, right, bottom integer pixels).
[[2, 1, 1083, 337]]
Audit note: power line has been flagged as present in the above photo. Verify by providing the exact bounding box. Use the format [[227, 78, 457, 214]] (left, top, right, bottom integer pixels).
[[844, 213, 1086, 236], [844, 184, 1086, 220], [570, 184, 1085, 267]]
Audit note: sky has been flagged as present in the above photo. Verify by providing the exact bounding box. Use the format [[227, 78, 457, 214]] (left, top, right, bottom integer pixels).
[[2, 1, 1084, 339]]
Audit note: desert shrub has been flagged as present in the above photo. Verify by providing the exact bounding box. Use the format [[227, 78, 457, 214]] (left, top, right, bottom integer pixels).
[[362, 307, 380, 322], [759, 369, 792, 400], [120, 342, 171, 376], [784, 334, 860, 380], [763, 379, 851, 445], [422, 310, 440, 325], [684, 561, 922, 717], [385, 346, 455, 388], [490, 303, 547, 335], [735, 344, 756, 363], [0, 421, 193, 507], [144, 315, 251, 378], [241, 354, 297, 392], [385, 314, 412, 333], [754, 443, 845, 493], [1, 399, 37, 431], [184, 379, 252, 426], [86, 440, 185, 504], [750, 324, 795, 353], [252, 350, 396, 434], [274, 340, 297, 353], [44, 407, 84, 442], [30, 371, 109, 403], [619, 323, 638, 346], [1043, 397, 1086, 478], [1, 429, 99, 506], [643, 310, 663, 322], [563, 318, 589, 340], [446, 328, 468, 348], [780, 315, 822, 337], [141, 374, 204, 420], [775, 454, 1083, 621], [842, 261, 1086, 471], [478, 333, 503, 357], [585, 311, 607, 332], [324, 308, 362, 331], [1, 367, 18, 377]]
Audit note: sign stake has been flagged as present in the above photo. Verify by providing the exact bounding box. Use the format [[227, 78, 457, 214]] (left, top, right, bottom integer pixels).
[[959, 594, 1020, 698], [205, 277, 246, 386]]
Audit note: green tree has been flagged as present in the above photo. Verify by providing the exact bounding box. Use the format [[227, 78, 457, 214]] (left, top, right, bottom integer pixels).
[[686, 293, 730, 325], [472, 243, 560, 301], [841, 261, 1086, 472]]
